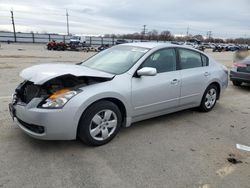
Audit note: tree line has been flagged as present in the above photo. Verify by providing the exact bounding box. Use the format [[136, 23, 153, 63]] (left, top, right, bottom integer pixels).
[[104, 30, 250, 45]]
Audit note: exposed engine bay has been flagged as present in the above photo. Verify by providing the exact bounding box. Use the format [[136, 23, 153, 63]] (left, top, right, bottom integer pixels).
[[14, 74, 111, 104]]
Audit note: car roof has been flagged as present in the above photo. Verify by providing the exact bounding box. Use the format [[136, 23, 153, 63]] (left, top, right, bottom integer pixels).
[[120, 42, 203, 53]]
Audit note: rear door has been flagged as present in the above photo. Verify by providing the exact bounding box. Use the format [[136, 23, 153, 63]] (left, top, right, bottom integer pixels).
[[177, 48, 210, 106]]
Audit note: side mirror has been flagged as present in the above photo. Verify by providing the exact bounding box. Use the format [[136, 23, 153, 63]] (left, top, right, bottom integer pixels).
[[137, 67, 157, 76]]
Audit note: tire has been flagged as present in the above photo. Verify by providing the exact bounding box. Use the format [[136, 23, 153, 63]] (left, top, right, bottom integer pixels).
[[232, 81, 242, 86], [78, 100, 122, 146], [199, 84, 218, 112]]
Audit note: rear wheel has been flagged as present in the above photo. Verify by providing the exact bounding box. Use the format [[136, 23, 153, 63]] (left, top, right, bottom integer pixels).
[[232, 81, 242, 86], [199, 84, 218, 112], [78, 100, 122, 146]]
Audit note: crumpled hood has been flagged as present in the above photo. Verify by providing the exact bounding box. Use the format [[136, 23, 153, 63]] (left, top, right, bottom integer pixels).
[[20, 64, 114, 84]]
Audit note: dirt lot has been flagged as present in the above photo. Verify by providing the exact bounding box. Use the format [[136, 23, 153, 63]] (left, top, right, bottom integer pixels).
[[0, 43, 250, 188]]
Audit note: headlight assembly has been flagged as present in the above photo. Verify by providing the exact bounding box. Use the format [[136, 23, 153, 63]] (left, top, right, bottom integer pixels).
[[40, 89, 81, 108]]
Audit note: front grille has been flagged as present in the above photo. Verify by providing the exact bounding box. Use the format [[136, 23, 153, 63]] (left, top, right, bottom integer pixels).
[[22, 84, 41, 103], [15, 81, 43, 104], [17, 118, 45, 134]]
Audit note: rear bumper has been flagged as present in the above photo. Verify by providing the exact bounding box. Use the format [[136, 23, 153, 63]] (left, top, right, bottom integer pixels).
[[230, 70, 250, 83]]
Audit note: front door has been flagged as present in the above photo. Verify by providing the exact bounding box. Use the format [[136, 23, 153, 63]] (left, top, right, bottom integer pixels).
[[131, 48, 181, 116]]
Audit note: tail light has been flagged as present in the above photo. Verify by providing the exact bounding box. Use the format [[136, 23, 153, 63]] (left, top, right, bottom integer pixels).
[[233, 62, 247, 68]]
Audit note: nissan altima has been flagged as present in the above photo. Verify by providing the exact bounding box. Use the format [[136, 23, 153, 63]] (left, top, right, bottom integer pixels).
[[9, 43, 228, 146]]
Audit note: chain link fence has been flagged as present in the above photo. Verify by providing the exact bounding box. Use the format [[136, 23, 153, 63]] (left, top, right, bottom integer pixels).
[[0, 31, 143, 46]]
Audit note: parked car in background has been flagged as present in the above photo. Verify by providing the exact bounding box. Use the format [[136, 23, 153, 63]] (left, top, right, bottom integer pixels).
[[97, 44, 110, 51], [69, 35, 87, 50], [225, 44, 239, 51], [212, 44, 224, 52], [230, 51, 250, 86], [203, 43, 213, 49], [9, 43, 228, 146], [194, 44, 205, 51], [183, 41, 205, 51], [171, 41, 184, 45], [69, 35, 86, 46], [115, 39, 128, 45]]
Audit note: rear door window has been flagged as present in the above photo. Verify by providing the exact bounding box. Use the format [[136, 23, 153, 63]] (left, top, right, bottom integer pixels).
[[178, 49, 203, 69]]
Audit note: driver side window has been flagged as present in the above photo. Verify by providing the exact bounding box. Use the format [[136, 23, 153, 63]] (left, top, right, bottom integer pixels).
[[141, 48, 177, 73]]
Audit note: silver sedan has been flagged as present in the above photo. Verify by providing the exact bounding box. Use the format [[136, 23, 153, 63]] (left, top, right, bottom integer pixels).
[[9, 43, 228, 146]]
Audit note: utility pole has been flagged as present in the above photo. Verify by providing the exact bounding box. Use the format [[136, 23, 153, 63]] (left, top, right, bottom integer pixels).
[[66, 9, 69, 35], [142, 25, 147, 35], [186, 26, 189, 36], [10, 9, 16, 42], [141, 25, 147, 40], [207, 31, 212, 39], [143, 25, 146, 35]]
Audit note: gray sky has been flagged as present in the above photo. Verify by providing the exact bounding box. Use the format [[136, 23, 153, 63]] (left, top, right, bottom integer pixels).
[[0, 0, 250, 38]]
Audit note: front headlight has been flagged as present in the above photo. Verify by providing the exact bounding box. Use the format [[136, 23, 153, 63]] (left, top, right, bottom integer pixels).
[[40, 89, 81, 108]]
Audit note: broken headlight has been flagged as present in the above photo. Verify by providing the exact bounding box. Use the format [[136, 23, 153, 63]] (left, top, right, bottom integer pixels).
[[40, 89, 81, 108]]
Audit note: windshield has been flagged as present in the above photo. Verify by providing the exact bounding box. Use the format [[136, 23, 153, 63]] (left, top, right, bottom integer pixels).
[[81, 46, 149, 74]]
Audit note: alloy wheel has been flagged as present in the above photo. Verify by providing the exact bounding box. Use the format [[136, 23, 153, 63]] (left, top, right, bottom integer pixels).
[[205, 88, 217, 109], [89, 109, 118, 141]]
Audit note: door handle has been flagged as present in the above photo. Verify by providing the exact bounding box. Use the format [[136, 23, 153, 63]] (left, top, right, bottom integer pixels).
[[204, 72, 211, 77], [171, 79, 179, 85]]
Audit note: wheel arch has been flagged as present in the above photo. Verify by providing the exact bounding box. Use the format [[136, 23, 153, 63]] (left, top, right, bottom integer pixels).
[[76, 97, 128, 136], [95, 97, 127, 126]]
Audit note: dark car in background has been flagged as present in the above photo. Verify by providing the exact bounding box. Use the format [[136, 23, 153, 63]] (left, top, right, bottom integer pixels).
[[230, 52, 250, 86], [225, 44, 240, 52], [115, 39, 128, 45], [212, 44, 224, 52]]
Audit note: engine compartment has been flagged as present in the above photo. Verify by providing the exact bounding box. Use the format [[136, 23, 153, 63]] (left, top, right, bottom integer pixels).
[[15, 74, 111, 104]]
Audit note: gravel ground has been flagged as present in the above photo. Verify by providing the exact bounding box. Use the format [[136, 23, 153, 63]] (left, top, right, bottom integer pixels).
[[0, 43, 249, 188]]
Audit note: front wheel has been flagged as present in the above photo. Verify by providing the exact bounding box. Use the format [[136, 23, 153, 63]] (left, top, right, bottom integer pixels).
[[78, 101, 122, 146], [199, 85, 218, 112]]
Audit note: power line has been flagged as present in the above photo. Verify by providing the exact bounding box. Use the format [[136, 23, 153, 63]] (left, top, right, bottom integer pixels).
[[10, 9, 16, 42]]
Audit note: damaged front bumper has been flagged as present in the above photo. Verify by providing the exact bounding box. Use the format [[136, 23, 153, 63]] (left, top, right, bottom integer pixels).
[[9, 101, 79, 140]]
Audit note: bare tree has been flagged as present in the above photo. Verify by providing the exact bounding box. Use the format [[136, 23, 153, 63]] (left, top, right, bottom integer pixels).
[[147, 30, 158, 40], [193, 34, 204, 41], [159, 30, 173, 41]]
